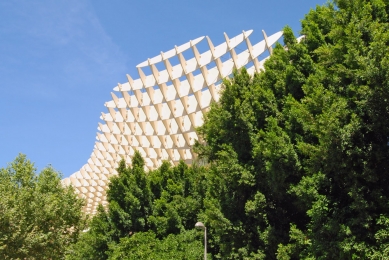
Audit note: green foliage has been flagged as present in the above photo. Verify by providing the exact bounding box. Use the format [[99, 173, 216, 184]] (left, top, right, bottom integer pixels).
[[148, 161, 205, 238], [69, 152, 208, 259], [108, 230, 204, 260], [66, 205, 113, 260], [0, 154, 85, 259], [196, 1, 389, 258], [107, 152, 152, 239]]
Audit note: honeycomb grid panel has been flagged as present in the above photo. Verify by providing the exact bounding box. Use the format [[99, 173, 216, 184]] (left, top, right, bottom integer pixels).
[[63, 29, 293, 214]]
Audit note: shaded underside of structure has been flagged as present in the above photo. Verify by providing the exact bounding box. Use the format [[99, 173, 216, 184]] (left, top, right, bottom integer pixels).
[[63, 29, 300, 214]]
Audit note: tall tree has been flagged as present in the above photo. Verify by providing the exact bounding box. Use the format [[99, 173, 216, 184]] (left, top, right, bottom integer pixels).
[[197, 1, 389, 259], [0, 154, 85, 259], [279, 0, 389, 258], [107, 151, 153, 240], [195, 26, 314, 258]]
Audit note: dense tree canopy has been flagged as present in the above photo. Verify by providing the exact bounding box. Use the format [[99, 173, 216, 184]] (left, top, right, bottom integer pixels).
[[67, 152, 208, 259], [0, 154, 85, 259], [70, 0, 389, 259], [196, 0, 389, 258]]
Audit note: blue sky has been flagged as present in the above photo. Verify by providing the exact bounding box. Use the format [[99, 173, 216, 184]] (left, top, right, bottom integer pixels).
[[0, 0, 326, 177]]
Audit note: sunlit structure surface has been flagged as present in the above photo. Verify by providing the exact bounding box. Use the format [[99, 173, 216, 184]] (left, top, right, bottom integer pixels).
[[63, 29, 289, 214]]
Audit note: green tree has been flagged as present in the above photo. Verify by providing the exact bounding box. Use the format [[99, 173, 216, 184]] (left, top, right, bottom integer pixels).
[[107, 151, 153, 240], [148, 161, 206, 238], [68, 152, 208, 259], [66, 205, 113, 260], [195, 27, 313, 257], [280, 0, 389, 258], [0, 154, 85, 259], [197, 1, 389, 258]]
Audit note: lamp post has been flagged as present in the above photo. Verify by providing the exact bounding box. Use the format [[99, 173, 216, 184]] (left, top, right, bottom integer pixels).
[[195, 222, 207, 260]]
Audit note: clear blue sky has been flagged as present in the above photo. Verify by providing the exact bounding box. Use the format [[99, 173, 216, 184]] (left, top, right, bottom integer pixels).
[[0, 0, 326, 177]]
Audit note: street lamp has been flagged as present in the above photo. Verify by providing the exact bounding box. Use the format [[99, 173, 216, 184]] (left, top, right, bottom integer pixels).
[[195, 222, 207, 260]]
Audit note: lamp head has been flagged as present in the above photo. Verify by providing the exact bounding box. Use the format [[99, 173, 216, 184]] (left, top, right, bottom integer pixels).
[[195, 222, 206, 230]]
